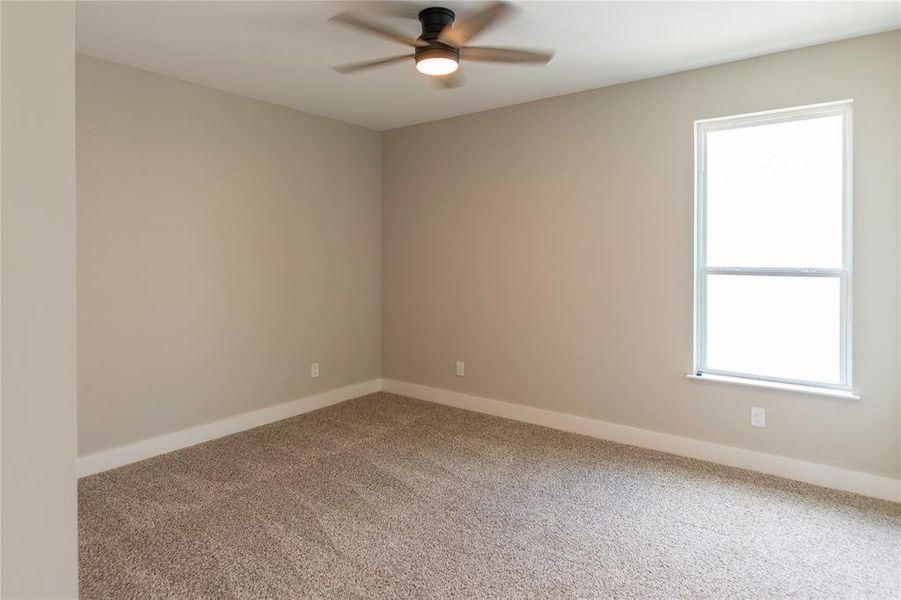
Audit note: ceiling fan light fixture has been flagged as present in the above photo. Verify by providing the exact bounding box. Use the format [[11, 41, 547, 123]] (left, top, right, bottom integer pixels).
[[415, 47, 459, 76]]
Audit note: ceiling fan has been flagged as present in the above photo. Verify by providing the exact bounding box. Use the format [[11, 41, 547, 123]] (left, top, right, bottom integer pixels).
[[330, 1, 553, 87]]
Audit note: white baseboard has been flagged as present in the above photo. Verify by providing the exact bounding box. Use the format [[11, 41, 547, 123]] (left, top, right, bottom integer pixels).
[[77, 379, 383, 477], [78, 376, 900, 502], [382, 379, 901, 503]]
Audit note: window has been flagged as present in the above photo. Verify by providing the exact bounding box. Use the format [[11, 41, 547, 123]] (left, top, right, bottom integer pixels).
[[693, 101, 852, 394]]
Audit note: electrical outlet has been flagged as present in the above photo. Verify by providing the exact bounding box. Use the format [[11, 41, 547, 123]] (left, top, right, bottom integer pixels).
[[311, 362, 319, 378], [456, 361, 465, 377], [750, 407, 766, 428]]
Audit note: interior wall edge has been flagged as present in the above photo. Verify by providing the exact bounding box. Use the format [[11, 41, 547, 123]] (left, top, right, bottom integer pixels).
[[1, 2, 78, 597]]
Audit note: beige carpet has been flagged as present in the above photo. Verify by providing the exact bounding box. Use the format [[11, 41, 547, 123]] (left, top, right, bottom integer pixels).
[[79, 392, 900, 599]]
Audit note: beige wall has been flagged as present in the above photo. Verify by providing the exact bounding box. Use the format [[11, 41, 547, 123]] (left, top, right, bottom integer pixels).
[[77, 56, 381, 455], [1, 2, 78, 597], [382, 32, 901, 478], [78, 32, 899, 479]]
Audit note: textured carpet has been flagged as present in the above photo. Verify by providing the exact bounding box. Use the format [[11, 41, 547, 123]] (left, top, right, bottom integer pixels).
[[79, 392, 900, 599]]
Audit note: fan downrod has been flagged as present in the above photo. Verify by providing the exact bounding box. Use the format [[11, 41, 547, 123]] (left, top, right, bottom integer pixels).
[[417, 7, 456, 42]]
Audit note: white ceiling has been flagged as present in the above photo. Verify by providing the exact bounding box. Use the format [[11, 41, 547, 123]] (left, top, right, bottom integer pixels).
[[76, 1, 900, 130]]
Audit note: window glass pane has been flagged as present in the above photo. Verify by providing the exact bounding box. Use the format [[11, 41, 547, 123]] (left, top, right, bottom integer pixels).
[[706, 115, 843, 268], [705, 275, 841, 384]]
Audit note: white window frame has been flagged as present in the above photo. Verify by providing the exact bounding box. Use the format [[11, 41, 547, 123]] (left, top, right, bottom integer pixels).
[[693, 100, 854, 394]]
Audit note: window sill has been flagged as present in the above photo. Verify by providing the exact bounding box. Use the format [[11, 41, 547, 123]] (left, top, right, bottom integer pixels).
[[686, 373, 859, 400]]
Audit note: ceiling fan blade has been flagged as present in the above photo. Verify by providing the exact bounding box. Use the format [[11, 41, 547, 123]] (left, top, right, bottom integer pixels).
[[432, 70, 464, 89], [332, 55, 412, 74], [330, 11, 427, 48], [437, 1, 513, 47], [461, 46, 554, 64]]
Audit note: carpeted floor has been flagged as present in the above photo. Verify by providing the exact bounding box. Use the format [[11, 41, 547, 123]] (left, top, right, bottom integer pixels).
[[79, 392, 900, 599]]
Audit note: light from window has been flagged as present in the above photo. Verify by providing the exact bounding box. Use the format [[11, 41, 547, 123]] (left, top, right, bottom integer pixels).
[[694, 101, 851, 390]]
